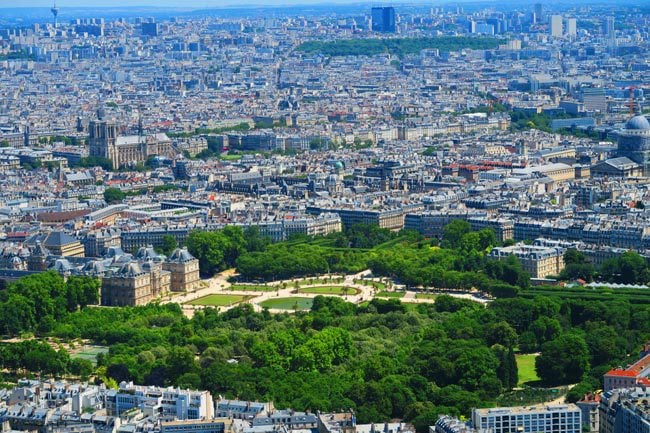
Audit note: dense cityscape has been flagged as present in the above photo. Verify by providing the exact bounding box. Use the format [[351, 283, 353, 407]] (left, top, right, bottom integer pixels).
[[0, 2, 649, 433]]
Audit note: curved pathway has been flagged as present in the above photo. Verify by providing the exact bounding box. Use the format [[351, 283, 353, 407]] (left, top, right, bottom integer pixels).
[[164, 270, 490, 318]]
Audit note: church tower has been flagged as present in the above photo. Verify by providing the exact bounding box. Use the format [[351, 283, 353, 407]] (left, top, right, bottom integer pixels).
[[88, 109, 119, 169]]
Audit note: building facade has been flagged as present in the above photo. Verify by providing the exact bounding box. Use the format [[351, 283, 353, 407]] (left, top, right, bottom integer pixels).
[[88, 114, 174, 170], [599, 388, 650, 433], [472, 405, 582, 433], [163, 248, 201, 292], [488, 243, 565, 278], [617, 116, 650, 176], [371, 7, 396, 33]]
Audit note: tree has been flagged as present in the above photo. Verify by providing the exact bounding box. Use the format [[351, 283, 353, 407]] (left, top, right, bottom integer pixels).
[[485, 321, 518, 348], [244, 226, 270, 252], [600, 251, 650, 284], [158, 235, 178, 256], [455, 347, 500, 392], [103, 188, 125, 204], [530, 316, 562, 349], [492, 345, 518, 389], [584, 322, 626, 366], [560, 249, 595, 282], [442, 220, 471, 248], [536, 332, 590, 385], [70, 358, 94, 380]]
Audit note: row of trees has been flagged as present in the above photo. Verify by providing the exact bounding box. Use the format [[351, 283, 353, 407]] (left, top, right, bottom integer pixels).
[[0, 272, 100, 336], [0, 340, 92, 379], [297, 36, 501, 57], [559, 248, 650, 285], [186, 221, 526, 297]]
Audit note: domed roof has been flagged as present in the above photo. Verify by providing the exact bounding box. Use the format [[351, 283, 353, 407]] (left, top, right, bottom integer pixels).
[[626, 115, 650, 131]]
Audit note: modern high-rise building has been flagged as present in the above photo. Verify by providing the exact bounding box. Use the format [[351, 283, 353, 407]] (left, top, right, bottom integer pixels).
[[550, 15, 563, 37], [604, 16, 615, 36], [534, 3, 543, 24], [472, 405, 582, 433], [604, 16, 616, 45], [371, 7, 396, 33], [566, 18, 577, 38]]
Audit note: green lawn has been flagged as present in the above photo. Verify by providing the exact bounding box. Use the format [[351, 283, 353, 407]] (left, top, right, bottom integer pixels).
[[296, 278, 345, 286], [230, 284, 277, 292], [220, 154, 242, 161], [516, 354, 540, 385], [260, 297, 314, 310], [376, 291, 405, 298], [71, 346, 109, 366], [298, 286, 359, 295], [354, 279, 386, 290], [415, 293, 438, 300], [187, 294, 251, 306]]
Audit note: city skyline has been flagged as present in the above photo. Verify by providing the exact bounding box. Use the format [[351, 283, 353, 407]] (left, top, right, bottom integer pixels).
[[0, 0, 638, 8]]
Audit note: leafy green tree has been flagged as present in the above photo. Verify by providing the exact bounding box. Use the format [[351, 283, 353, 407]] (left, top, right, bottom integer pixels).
[[492, 345, 518, 389], [485, 321, 518, 348], [536, 332, 590, 385], [158, 235, 178, 256], [244, 226, 270, 252], [584, 322, 626, 366], [70, 358, 94, 380], [103, 187, 126, 204], [66, 276, 101, 310], [560, 249, 595, 282], [530, 316, 562, 349], [600, 251, 650, 284], [442, 220, 471, 248], [455, 347, 500, 391]]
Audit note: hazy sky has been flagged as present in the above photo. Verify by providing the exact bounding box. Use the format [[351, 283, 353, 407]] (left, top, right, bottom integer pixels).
[[0, 0, 408, 7]]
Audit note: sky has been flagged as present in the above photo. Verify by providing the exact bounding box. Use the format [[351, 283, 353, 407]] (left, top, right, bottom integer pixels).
[[0, 0, 414, 7]]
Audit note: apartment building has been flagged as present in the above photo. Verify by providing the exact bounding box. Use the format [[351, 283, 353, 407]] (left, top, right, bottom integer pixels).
[[488, 243, 565, 278], [604, 353, 650, 392], [599, 388, 650, 433], [472, 405, 582, 433], [105, 382, 214, 420]]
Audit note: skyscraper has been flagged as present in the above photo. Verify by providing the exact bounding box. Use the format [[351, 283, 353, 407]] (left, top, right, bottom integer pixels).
[[604, 16, 616, 46], [371, 7, 396, 33], [534, 3, 543, 24], [550, 15, 563, 38], [566, 18, 577, 38], [604, 16, 615, 36]]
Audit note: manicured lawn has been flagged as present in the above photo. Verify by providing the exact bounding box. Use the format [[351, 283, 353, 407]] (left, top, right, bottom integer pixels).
[[187, 294, 251, 306], [376, 291, 405, 298], [298, 286, 359, 295], [354, 279, 386, 290], [71, 346, 109, 366], [230, 284, 277, 292], [296, 278, 345, 286], [516, 353, 540, 385], [220, 154, 242, 161], [260, 297, 314, 310], [415, 293, 438, 300]]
